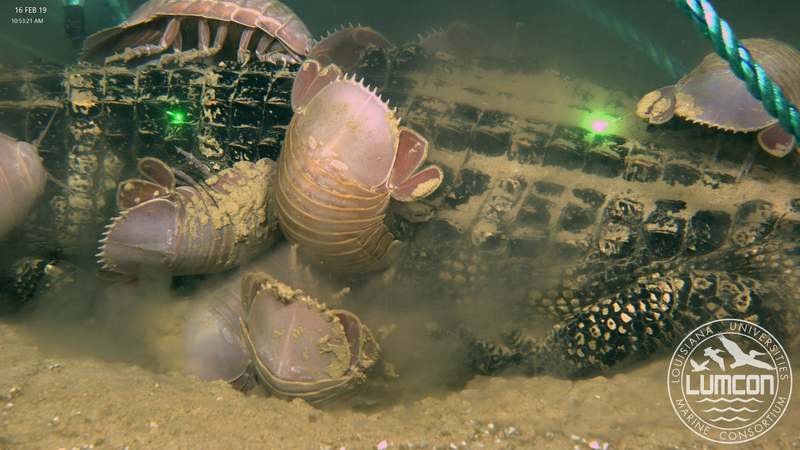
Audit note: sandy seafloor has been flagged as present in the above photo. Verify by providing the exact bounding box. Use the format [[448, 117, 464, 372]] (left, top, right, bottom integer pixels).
[[1, 318, 798, 450]]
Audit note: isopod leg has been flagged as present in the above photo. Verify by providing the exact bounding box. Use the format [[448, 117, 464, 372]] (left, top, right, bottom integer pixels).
[[172, 29, 182, 52], [198, 19, 211, 51], [106, 17, 182, 64], [117, 179, 168, 209], [238, 28, 255, 65], [388, 128, 428, 188], [138, 158, 176, 189], [390, 165, 444, 202], [636, 85, 677, 125], [265, 40, 302, 64], [210, 23, 229, 55], [757, 123, 796, 158], [161, 20, 229, 65], [255, 34, 275, 62], [291, 60, 321, 111]]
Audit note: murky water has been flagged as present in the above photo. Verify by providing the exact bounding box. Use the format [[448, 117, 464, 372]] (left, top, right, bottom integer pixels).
[[1, 1, 800, 448]]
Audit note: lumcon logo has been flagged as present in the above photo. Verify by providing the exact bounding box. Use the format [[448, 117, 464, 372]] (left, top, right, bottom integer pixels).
[[668, 319, 792, 444]]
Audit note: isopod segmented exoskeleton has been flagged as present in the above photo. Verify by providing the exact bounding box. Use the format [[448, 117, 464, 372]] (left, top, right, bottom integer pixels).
[[97, 156, 281, 276], [0, 133, 47, 241], [274, 60, 443, 273], [81, 0, 314, 65]]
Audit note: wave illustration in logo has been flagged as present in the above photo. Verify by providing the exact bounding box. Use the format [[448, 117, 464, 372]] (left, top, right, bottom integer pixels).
[[708, 416, 750, 423], [669, 319, 792, 444], [702, 407, 758, 413], [695, 397, 764, 403]]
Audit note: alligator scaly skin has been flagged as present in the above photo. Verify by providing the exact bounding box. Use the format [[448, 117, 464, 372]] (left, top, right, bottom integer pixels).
[[351, 44, 800, 377], [0, 58, 295, 261], [341, 46, 800, 296], [1, 46, 799, 377], [461, 268, 800, 378]]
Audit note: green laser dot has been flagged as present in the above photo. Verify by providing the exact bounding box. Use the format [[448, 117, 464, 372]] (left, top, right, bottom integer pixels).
[[592, 121, 609, 133], [167, 110, 185, 124], [585, 113, 621, 134]]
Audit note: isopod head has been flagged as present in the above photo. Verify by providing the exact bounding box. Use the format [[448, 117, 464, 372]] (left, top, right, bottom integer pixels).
[[240, 273, 379, 406], [291, 59, 443, 202]]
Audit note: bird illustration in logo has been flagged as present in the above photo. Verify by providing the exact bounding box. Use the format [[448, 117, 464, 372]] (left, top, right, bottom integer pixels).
[[717, 335, 775, 370], [703, 346, 726, 371], [690, 358, 710, 372]]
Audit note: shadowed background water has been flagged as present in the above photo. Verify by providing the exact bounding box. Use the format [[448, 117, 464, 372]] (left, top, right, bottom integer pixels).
[[3, 0, 800, 97]]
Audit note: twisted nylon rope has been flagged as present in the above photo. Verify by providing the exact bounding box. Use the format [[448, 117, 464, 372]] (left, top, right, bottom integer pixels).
[[675, 0, 800, 143]]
